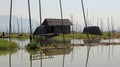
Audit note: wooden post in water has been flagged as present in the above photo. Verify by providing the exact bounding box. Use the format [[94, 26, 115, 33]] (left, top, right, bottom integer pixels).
[[80, 1, 91, 67], [59, 0, 65, 45], [39, 0, 42, 25], [9, 0, 13, 39], [80, 0, 90, 40], [27, 0, 32, 41], [21, 16, 23, 35], [108, 17, 110, 38], [70, 14, 75, 43], [17, 18, 20, 35], [111, 16, 114, 35], [39, 0, 43, 46], [100, 18, 103, 33]]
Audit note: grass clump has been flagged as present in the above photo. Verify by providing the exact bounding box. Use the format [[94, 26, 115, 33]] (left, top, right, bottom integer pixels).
[[51, 43, 57, 48], [26, 42, 39, 50], [0, 39, 19, 51], [53, 33, 87, 40]]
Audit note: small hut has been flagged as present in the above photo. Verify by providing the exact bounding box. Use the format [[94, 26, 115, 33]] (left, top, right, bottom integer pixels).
[[42, 18, 72, 34], [33, 18, 72, 35], [83, 26, 102, 35]]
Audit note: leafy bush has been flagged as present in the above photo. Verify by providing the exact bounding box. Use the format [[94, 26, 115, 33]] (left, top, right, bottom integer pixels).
[[27, 42, 39, 50]]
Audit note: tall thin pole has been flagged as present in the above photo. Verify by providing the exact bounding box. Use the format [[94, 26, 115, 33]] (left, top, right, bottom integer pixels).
[[21, 16, 23, 34], [111, 16, 114, 33], [100, 18, 103, 32], [70, 14, 74, 40], [81, 0, 87, 28], [108, 17, 111, 41], [59, 0, 65, 45], [17, 18, 20, 34], [27, 0, 32, 41], [39, 0, 42, 25], [80, 0, 90, 40], [9, 0, 13, 39]]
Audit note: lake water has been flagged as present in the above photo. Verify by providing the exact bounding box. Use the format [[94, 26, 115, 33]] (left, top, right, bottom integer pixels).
[[1, 39, 120, 67]]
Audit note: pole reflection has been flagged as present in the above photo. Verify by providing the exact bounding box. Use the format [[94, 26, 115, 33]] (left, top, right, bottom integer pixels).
[[62, 48, 65, 67], [30, 54, 32, 67], [85, 45, 91, 67], [9, 53, 11, 67]]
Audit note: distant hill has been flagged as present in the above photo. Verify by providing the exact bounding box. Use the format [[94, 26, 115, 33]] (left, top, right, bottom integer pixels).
[[0, 15, 39, 33]]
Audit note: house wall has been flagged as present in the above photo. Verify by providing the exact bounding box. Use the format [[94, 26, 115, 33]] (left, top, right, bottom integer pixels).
[[51, 26, 70, 34]]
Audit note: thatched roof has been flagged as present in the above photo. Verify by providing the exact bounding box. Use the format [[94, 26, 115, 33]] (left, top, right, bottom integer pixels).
[[42, 19, 72, 26], [83, 26, 102, 35], [33, 25, 48, 35]]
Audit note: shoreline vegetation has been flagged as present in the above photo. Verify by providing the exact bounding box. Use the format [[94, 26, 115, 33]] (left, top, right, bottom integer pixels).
[[1, 32, 120, 50], [0, 32, 120, 39], [27, 32, 120, 50], [0, 39, 19, 52], [1, 32, 120, 39], [53, 32, 120, 40], [0, 33, 30, 39]]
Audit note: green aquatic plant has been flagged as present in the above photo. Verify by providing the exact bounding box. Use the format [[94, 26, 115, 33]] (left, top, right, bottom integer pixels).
[[26, 41, 39, 50], [0, 39, 19, 56], [0, 50, 17, 56], [51, 43, 57, 48], [0, 39, 19, 51]]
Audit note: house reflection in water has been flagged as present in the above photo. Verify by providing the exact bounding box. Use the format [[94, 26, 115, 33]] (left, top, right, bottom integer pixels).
[[43, 48, 73, 56], [71, 39, 101, 45], [29, 47, 73, 67]]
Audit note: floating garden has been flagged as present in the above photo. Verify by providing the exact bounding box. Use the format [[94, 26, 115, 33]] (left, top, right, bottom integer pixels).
[[0, 39, 19, 55]]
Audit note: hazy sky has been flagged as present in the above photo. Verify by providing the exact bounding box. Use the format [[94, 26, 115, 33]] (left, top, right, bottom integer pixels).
[[0, 0, 120, 30]]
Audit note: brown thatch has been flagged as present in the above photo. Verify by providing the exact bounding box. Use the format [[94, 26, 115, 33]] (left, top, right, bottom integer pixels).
[[42, 19, 72, 26]]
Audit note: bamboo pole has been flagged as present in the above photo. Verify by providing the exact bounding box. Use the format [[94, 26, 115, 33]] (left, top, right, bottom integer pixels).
[[21, 16, 23, 34], [70, 14, 74, 40], [59, 0, 65, 45], [39, 0, 42, 25], [27, 0, 32, 41], [17, 18, 20, 34], [80, 0, 90, 41], [9, 0, 13, 39], [100, 18, 103, 33], [81, 0, 87, 28], [111, 16, 114, 33], [39, 0, 43, 46], [108, 17, 110, 38]]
